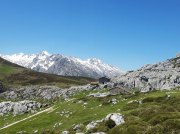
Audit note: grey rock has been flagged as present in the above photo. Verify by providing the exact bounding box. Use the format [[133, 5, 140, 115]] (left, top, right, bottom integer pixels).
[[0, 100, 42, 115], [86, 121, 99, 131], [105, 113, 125, 126], [86, 113, 124, 132], [114, 55, 180, 92], [0, 84, 97, 101], [62, 131, 69, 134], [88, 92, 110, 98], [73, 124, 83, 131], [91, 132, 106, 134], [109, 98, 118, 104]]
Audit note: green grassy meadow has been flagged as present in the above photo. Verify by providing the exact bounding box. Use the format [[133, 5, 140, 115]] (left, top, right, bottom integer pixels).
[[0, 89, 180, 134]]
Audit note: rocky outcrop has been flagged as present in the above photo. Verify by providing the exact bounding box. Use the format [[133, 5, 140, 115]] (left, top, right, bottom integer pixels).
[[0, 85, 98, 101], [0, 100, 42, 115], [86, 113, 124, 132], [68, 113, 124, 133], [113, 55, 180, 92]]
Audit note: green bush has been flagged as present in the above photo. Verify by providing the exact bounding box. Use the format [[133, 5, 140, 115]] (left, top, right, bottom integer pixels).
[[149, 114, 170, 125], [163, 119, 180, 133], [122, 101, 140, 111], [142, 95, 167, 103], [96, 123, 109, 132], [145, 125, 164, 134], [42, 130, 61, 134], [108, 125, 147, 134]]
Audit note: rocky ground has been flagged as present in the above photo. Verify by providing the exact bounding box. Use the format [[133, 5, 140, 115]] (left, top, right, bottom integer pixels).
[[0, 84, 101, 101], [113, 55, 180, 92], [0, 84, 180, 134], [0, 100, 42, 116]]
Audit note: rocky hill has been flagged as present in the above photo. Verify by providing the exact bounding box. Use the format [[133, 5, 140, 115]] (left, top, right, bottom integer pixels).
[[113, 54, 180, 92], [1, 51, 122, 78]]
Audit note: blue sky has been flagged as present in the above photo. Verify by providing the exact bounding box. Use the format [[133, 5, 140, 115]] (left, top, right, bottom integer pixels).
[[0, 0, 179, 71]]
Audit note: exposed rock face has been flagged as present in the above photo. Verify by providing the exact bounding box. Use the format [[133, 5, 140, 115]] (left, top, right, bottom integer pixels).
[[0, 100, 42, 115], [0, 85, 97, 101], [114, 56, 180, 92]]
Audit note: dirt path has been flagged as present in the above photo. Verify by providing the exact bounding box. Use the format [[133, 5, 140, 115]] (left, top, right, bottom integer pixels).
[[0, 106, 54, 131]]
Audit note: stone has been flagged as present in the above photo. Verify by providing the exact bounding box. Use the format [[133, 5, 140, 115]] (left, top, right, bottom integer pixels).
[[110, 98, 118, 104], [86, 121, 98, 130], [105, 113, 125, 126], [91, 132, 106, 134], [62, 131, 69, 134], [73, 124, 83, 131], [88, 92, 110, 98], [0, 85, 97, 101]]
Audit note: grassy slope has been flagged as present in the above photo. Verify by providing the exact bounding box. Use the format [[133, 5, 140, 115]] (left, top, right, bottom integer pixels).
[[0, 57, 95, 88], [0, 89, 180, 134]]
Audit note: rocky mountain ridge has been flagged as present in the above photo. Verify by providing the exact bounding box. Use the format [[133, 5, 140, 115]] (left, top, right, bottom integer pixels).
[[1, 51, 122, 78], [113, 54, 180, 92]]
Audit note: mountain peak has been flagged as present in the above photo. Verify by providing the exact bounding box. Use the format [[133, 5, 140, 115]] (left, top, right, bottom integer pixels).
[[40, 51, 50, 56], [88, 58, 102, 64]]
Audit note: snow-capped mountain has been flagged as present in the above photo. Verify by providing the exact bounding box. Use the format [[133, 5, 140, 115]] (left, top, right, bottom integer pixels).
[[1, 51, 122, 78], [0, 53, 36, 67]]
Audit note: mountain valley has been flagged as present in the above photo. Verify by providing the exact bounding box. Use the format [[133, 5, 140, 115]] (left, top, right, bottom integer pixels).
[[0, 54, 179, 134]]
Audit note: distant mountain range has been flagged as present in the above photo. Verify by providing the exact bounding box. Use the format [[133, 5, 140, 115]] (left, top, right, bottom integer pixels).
[[0, 51, 122, 78]]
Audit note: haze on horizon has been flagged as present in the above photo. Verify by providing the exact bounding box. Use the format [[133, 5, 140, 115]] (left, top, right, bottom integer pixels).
[[0, 0, 179, 71]]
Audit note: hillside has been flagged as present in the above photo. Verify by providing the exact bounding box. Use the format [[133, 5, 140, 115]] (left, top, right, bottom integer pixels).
[[0, 57, 95, 88], [113, 55, 180, 92], [0, 88, 180, 134]]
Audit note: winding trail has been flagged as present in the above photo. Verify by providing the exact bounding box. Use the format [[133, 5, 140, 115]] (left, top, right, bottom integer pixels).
[[0, 106, 54, 131]]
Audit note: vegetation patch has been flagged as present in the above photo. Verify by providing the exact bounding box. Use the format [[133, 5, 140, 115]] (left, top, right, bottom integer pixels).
[[0, 90, 180, 134]]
